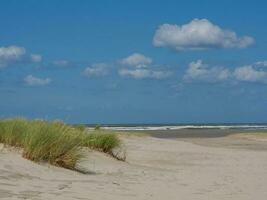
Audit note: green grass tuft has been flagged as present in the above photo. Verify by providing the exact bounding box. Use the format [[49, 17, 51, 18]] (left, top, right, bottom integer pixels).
[[0, 118, 125, 170], [74, 124, 87, 132], [22, 121, 84, 169], [94, 124, 101, 130], [0, 118, 29, 147], [81, 131, 121, 157], [0, 119, 84, 170]]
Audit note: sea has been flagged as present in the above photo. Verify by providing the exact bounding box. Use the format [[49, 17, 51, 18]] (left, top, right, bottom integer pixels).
[[85, 123, 267, 131]]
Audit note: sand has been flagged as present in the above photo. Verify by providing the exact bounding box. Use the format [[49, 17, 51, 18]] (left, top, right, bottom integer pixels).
[[1, 134, 267, 200]]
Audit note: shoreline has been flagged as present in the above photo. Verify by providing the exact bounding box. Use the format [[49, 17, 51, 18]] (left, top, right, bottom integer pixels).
[[146, 129, 267, 152], [122, 128, 267, 138]]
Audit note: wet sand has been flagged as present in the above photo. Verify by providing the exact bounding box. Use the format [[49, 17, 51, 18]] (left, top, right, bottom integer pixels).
[[146, 128, 267, 138], [147, 128, 267, 151], [1, 131, 267, 200]]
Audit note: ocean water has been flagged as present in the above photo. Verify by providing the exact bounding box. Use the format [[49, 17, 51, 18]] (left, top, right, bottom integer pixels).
[[85, 124, 267, 131]]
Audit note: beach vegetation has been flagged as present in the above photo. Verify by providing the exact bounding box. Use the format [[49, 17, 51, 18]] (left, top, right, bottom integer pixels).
[[94, 124, 101, 130], [74, 124, 86, 131], [0, 118, 124, 170], [81, 131, 121, 154]]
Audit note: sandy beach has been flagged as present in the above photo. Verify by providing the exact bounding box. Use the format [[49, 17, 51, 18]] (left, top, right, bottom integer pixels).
[[1, 132, 267, 200], [1, 1, 267, 199]]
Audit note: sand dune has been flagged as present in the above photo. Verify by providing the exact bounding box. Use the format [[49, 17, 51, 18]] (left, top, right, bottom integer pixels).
[[1, 136, 267, 200]]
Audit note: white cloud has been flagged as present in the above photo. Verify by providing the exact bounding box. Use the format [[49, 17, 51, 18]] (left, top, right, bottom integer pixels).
[[84, 63, 108, 77], [120, 53, 152, 67], [30, 54, 42, 62], [119, 53, 171, 79], [233, 65, 267, 83], [184, 60, 267, 84], [255, 61, 267, 67], [153, 19, 254, 51], [24, 75, 51, 86], [53, 60, 70, 67], [0, 46, 42, 68], [119, 69, 171, 79], [184, 60, 230, 82], [0, 46, 26, 68]]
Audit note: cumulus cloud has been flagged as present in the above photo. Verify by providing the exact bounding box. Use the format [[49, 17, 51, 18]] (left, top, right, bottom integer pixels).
[[52, 60, 70, 67], [0, 46, 42, 68], [118, 53, 171, 79], [184, 60, 230, 82], [84, 63, 109, 77], [233, 65, 267, 83], [30, 54, 42, 62], [119, 68, 171, 79], [153, 19, 254, 51], [255, 61, 267, 67], [24, 75, 51, 86], [0, 46, 26, 68], [120, 53, 152, 67], [184, 60, 267, 84]]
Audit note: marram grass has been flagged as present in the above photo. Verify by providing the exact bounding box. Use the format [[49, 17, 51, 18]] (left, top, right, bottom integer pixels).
[[0, 118, 123, 170], [0, 118, 29, 147], [22, 121, 84, 169], [82, 131, 121, 153]]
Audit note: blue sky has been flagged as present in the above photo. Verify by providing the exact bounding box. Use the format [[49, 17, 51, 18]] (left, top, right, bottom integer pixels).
[[0, 0, 267, 124]]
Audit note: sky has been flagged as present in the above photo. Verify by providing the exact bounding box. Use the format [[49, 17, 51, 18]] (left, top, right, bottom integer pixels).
[[0, 0, 267, 124]]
